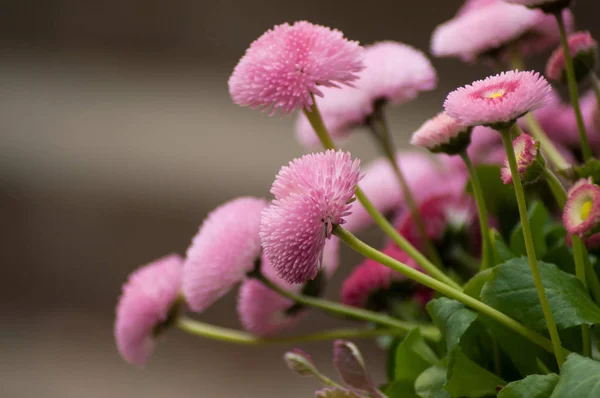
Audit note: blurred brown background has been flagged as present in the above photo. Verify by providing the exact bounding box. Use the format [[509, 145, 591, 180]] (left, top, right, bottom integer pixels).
[[1, 1, 599, 397]]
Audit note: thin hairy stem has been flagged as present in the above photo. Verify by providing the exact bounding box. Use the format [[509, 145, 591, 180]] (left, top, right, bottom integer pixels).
[[571, 235, 592, 357]]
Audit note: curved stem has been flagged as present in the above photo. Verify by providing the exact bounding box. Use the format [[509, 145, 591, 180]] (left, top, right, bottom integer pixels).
[[460, 151, 494, 270], [555, 12, 592, 162], [177, 317, 412, 345], [334, 226, 566, 356], [303, 99, 460, 290], [584, 254, 600, 304], [543, 168, 567, 208], [367, 106, 443, 268], [254, 274, 441, 343], [500, 126, 565, 367], [524, 114, 570, 171], [590, 73, 600, 127], [571, 235, 592, 357]]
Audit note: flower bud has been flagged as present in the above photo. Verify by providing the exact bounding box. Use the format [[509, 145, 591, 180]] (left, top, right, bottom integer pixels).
[[501, 134, 545, 185], [546, 31, 598, 83]]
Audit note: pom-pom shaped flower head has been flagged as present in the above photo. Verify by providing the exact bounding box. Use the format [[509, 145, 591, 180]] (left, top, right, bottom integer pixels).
[[444, 70, 552, 129], [563, 179, 600, 238], [261, 150, 361, 284], [295, 41, 436, 148], [115, 254, 183, 366], [182, 197, 267, 312], [501, 134, 545, 185], [411, 112, 473, 155], [228, 21, 364, 115], [504, 0, 572, 13], [546, 31, 598, 83]]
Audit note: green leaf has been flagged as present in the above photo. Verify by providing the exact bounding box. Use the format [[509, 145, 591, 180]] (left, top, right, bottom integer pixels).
[[498, 374, 559, 398], [444, 349, 505, 398], [510, 201, 548, 258], [384, 380, 419, 398], [550, 353, 600, 397], [394, 329, 439, 381], [415, 366, 450, 398], [493, 231, 517, 264], [562, 158, 600, 183], [427, 298, 478, 353], [481, 258, 600, 332]]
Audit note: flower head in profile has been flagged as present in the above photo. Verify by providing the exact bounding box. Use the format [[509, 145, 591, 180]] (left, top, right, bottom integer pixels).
[[504, 0, 572, 13], [228, 21, 364, 115], [261, 150, 361, 284], [444, 70, 552, 128], [411, 112, 473, 155], [295, 41, 436, 148], [563, 179, 600, 238], [546, 31, 598, 83], [182, 197, 267, 312], [115, 254, 183, 366], [501, 134, 545, 185]]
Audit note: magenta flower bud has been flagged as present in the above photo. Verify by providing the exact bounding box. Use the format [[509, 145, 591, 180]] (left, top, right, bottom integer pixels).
[[261, 150, 361, 284], [444, 70, 552, 129], [546, 31, 598, 83], [411, 112, 473, 155], [563, 179, 600, 238], [501, 134, 545, 185], [114, 254, 183, 366], [333, 341, 384, 397], [228, 21, 364, 115], [505, 0, 572, 13]]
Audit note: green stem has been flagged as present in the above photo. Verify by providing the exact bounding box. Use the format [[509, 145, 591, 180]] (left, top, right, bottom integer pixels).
[[177, 317, 411, 345], [543, 168, 567, 208], [460, 151, 494, 270], [584, 254, 600, 304], [555, 12, 592, 161], [367, 106, 443, 268], [303, 98, 461, 290], [590, 73, 600, 128], [255, 274, 441, 342], [500, 126, 565, 367], [523, 113, 570, 171], [571, 235, 592, 357], [334, 226, 565, 356]]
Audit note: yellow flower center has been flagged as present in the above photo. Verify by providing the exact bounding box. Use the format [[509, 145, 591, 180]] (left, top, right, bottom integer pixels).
[[581, 200, 593, 221], [484, 89, 506, 99]]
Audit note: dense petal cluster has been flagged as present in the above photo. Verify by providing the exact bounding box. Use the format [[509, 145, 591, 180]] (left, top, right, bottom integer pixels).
[[411, 112, 472, 154], [261, 150, 361, 284], [228, 21, 364, 115], [295, 41, 436, 148], [444, 70, 552, 128], [501, 134, 543, 184], [546, 31, 598, 82], [563, 179, 600, 237], [182, 197, 267, 312], [115, 254, 183, 366]]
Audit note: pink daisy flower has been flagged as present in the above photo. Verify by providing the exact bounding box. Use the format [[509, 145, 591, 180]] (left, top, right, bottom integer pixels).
[[546, 31, 598, 83], [228, 21, 364, 115], [182, 197, 267, 312], [295, 41, 436, 149], [410, 112, 472, 155], [431, 2, 540, 62], [344, 152, 468, 233], [115, 254, 183, 366], [444, 70, 552, 128], [563, 179, 600, 238], [341, 245, 428, 310], [504, 0, 572, 12], [261, 150, 361, 284], [501, 134, 544, 184]]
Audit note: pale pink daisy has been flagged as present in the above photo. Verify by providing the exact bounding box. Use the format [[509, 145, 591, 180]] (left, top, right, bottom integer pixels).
[[115, 254, 183, 366], [228, 21, 364, 115], [182, 197, 267, 312], [261, 150, 361, 284], [431, 2, 540, 62], [411, 112, 472, 154], [563, 179, 600, 238], [546, 31, 598, 82], [444, 70, 552, 128], [344, 152, 468, 233], [501, 134, 544, 184], [295, 41, 436, 148]]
